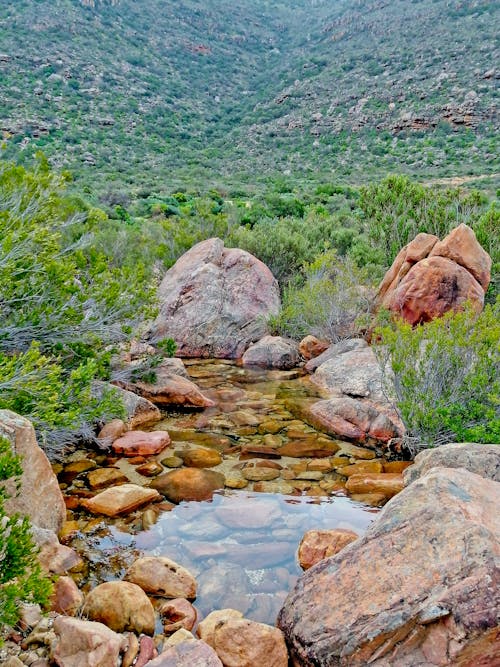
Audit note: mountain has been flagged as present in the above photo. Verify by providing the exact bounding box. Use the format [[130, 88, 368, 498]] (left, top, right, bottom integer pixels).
[[0, 0, 498, 199]]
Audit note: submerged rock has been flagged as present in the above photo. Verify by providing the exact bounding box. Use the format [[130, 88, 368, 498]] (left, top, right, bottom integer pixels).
[[148, 238, 281, 358], [150, 468, 225, 503], [125, 556, 197, 599], [298, 529, 359, 570], [278, 467, 500, 666]]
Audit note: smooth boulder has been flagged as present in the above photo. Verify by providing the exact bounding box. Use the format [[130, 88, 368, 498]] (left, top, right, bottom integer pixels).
[[278, 467, 500, 666], [148, 238, 281, 358], [212, 618, 289, 667], [82, 581, 155, 634], [125, 556, 197, 599], [150, 468, 225, 503], [242, 336, 300, 369]]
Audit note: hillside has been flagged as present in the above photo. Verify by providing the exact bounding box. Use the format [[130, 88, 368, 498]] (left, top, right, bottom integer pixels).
[[0, 0, 498, 200]]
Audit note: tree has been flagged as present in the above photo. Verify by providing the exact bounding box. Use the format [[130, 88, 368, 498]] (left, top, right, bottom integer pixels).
[[0, 436, 52, 639]]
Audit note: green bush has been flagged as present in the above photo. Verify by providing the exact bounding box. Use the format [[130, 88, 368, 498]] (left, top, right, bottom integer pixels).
[[374, 301, 500, 452], [0, 436, 53, 640], [270, 251, 375, 341]]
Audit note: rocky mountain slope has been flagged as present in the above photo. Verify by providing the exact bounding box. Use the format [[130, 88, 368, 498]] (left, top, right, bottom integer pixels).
[[0, 0, 498, 196]]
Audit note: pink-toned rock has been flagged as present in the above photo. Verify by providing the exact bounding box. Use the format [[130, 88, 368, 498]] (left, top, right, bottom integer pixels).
[[160, 598, 197, 633], [133, 636, 157, 667], [377, 233, 439, 304], [213, 618, 289, 667], [0, 410, 66, 533], [145, 640, 222, 666], [148, 238, 281, 358], [299, 529, 359, 570], [83, 581, 155, 634], [125, 556, 197, 599], [242, 336, 300, 369], [150, 468, 225, 503], [116, 373, 214, 408], [31, 526, 83, 574], [299, 335, 330, 360], [81, 484, 160, 517], [385, 256, 485, 324], [429, 223, 492, 290], [112, 430, 170, 456], [52, 616, 127, 667], [97, 419, 127, 443], [50, 576, 84, 615], [304, 338, 368, 373], [279, 467, 500, 666], [310, 397, 400, 445], [345, 472, 404, 498]]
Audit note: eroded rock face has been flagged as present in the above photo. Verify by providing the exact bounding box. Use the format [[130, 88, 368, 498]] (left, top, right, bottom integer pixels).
[[148, 238, 281, 358], [377, 224, 491, 324], [242, 336, 300, 369], [0, 410, 65, 533], [52, 616, 127, 667], [82, 581, 155, 634], [404, 442, 500, 484], [278, 467, 500, 666]]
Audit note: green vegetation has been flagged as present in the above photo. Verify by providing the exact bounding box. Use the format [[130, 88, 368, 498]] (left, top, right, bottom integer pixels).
[[0, 0, 498, 202], [0, 436, 53, 638], [375, 303, 500, 451]]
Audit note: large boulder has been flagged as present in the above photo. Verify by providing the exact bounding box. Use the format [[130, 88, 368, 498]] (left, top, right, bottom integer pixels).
[[93, 382, 161, 429], [150, 468, 225, 503], [404, 442, 500, 484], [242, 336, 300, 369], [377, 224, 491, 324], [125, 556, 197, 599], [148, 238, 281, 358], [0, 410, 65, 533], [82, 581, 156, 634], [211, 618, 289, 667], [278, 467, 499, 666]]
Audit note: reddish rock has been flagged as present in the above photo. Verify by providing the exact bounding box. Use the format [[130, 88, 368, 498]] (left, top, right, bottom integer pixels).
[[160, 598, 197, 633], [149, 238, 281, 358], [278, 440, 340, 458], [385, 256, 485, 324], [133, 636, 157, 667], [0, 410, 66, 533], [298, 529, 359, 570], [310, 397, 400, 445], [242, 336, 300, 369], [97, 419, 127, 443], [83, 581, 155, 635], [345, 472, 404, 498], [429, 223, 492, 290], [52, 616, 127, 667], [144, 640, 222, 666], [340, 460, 383, 477], [87, 468, 129, 489], [125, 556, 197, 599], [279, 467, 500, 666], [150, 468, 225, 503], [213, 618, 289, 667], [31, 526, 83, 574], [50, 576, 84, 615], [299, 335, 330, 360], [112, 430, 171, 456], [117, 372, 214, 408], [81, 484, 160, 516]]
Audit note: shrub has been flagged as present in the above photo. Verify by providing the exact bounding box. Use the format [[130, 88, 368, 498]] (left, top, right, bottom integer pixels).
[[374, 301, 500, 453], [270, 251, 375, 341], [0, 436, 53, 640]]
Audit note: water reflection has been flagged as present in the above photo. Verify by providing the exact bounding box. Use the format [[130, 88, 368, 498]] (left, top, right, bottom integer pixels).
[[77, 491, 378, 625]]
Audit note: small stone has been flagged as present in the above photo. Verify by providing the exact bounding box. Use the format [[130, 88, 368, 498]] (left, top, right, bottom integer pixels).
[[112, 430, 171, 456], [50, 576, 84, 615], [136, 462, 164, 477], [224, 477, 248, 489], [161, 456, 184, 468], [340, 460, 383, 477], [97, 419, 127, 443], [64, 459, 97, 474], [160, 598, 197, 633], [298, 529, 359, 570], [349, 492, 387, 506], [122, 633, 140, 667], [345, 473, 404, 498], [87, 468, 129, 489], [178, 448, 222, 468], [197, 609, 244, 647], [164, 629, 196, 646], [242, 465, 281, 481], [81, 484, 160, 516]]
